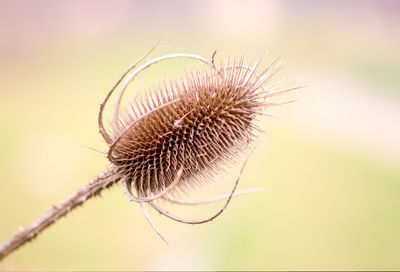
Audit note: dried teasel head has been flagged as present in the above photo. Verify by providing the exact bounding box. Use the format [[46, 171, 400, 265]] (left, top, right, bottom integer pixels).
[[98, 42, 301, 240], [0, 43, 301, 261]]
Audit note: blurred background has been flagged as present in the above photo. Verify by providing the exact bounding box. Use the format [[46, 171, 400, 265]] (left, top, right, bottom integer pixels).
[[1, 0, 399, 270]]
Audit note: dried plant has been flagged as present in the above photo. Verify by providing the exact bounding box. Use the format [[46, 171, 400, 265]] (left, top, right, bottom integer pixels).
[[0, 41, 301, 260]]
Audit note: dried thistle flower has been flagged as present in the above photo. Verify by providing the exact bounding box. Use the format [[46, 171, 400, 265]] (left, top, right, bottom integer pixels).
[[0, 41, 301, 259]]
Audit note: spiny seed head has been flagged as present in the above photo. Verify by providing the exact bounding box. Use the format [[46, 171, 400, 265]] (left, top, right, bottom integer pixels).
[[102, 53, 291, 198]]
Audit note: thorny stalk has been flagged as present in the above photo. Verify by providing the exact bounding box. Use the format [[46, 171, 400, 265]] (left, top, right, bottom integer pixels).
[[0, 167, 120, 261]]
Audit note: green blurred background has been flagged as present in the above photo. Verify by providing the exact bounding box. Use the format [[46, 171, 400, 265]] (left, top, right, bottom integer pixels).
[[1, 0, 400, 270]]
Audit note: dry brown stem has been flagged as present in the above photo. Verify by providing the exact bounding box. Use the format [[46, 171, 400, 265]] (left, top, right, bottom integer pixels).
[[0, 167, 120, 261]]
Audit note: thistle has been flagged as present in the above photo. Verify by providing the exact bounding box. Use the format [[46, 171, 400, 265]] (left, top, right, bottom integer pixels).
[[0, 41, 300, 260]]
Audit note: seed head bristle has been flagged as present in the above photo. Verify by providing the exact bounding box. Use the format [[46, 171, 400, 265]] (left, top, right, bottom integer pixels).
[[0, 47, 299, 258], [102, 54, 289, 198]]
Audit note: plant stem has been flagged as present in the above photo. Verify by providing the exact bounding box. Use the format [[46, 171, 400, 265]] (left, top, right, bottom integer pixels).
[[0, 166, 120, 261]]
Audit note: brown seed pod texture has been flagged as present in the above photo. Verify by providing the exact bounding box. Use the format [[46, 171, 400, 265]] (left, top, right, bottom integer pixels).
[[0, 49, 297, 258], [105, 53, 290, 199]]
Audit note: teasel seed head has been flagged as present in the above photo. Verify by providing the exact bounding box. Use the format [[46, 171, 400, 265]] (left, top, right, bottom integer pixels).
[[99, 44, 300, 205], [0, 44, 300, 258]]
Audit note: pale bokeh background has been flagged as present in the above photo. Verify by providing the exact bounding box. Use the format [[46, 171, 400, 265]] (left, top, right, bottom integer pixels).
[[1, 0, 399, 270]]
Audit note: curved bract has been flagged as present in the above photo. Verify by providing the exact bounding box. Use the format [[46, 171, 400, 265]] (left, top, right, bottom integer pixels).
[[98, 42, 298, 241]]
